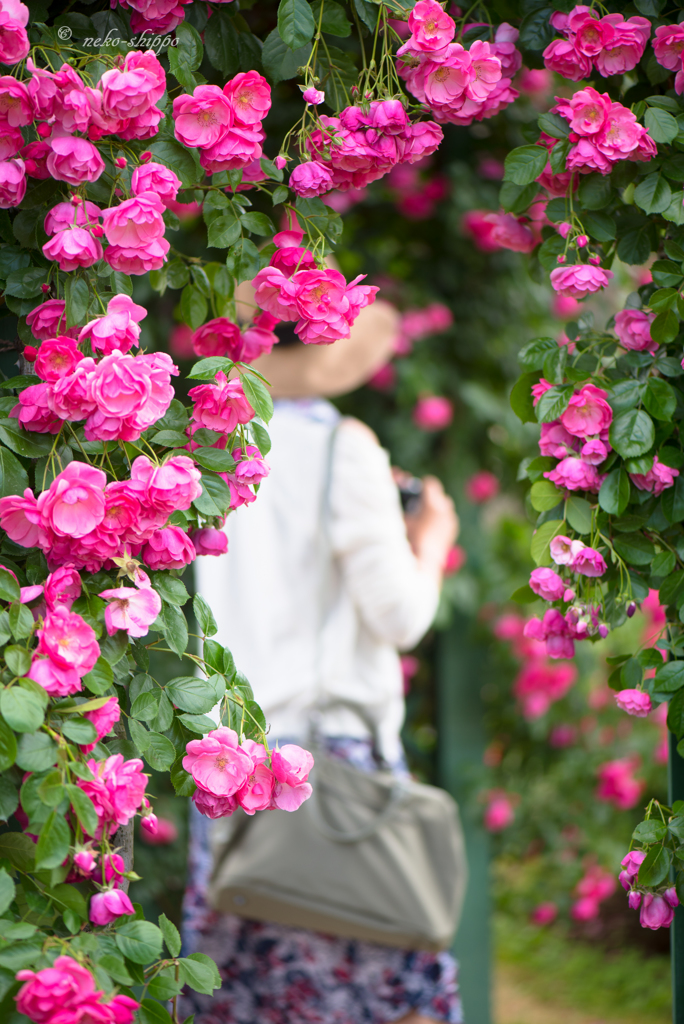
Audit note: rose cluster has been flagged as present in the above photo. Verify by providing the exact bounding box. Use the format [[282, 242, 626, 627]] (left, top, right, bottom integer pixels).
[[462, 209, 538, 255], [570, 865, 617, 921], [253, 229, 378, 344], [173, 71, 271, 176], [190, 311, 279, 363], [397, 1, 520, 127], [17, 294, 177, 442], [296, 98, 443, 196], [493, 612, 578, 720], [619, 850, 680, 929], [0, 0, 29, 66], [654, 24, 684, 94], [182, 725, 314, 819], [538, 382, 613, 492], [0, 50, 167, 211], [0, 456, 202, 573], [551, 87, 656, 177], [543, 6, 650, 81], [16, 955, 139, 1024]]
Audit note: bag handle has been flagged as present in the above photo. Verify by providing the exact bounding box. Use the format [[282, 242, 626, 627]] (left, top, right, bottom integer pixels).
[[307, 772, 408, 844]]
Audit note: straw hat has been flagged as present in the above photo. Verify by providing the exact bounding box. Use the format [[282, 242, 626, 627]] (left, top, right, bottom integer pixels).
[[235, 280, 400, 399]]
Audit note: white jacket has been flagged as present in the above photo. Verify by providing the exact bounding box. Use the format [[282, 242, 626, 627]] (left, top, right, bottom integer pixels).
[[194, 399, 439, 764]]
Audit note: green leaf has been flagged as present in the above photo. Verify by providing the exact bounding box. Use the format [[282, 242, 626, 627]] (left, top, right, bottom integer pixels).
[[581, 210, 616, 242], [536, 385, 573, 424], [172, 20, 203, 71], [644, 107, 678, 144], [82, 657, 114, 695], [565, 496, 592, 535], [510, 584, 537, 604], [530, 480, 564, 512], [261, 28, 311, 84], [579, 174, 613, 210], [0, 774, 18, 820], [4, 267, 46, 299], [166, 675, 218, 714], [649, 288, 678, 313], [613, 532, 656, 565], [178, 713, 216, 734], [633, 819, 668, 843], [66, 783, 99, 837], [499, 180, 538, 215], [537, 112, 570, 140], [149, 139, 200, 190], [194, 594, 217, 637], [115, 921, 164, 964], [531, 519, 565, 566], [161, 603, 188, 659], [179, 956, 221, 994], [634, 173, 672, 215], [159, 912, 182, 958], [131, 691, 161, 722], [549, 139, 569, 176], [0, 868, 15, 916], [609, 409, 655, 459], [651, 309, 680, 345], [16, 731, 57, 772], [598, 468, 630, 516], [651, 260, 684, 289], [9, 601, 34, 640], [35, 809, 70, 869], [240, 372, 272, 424], [311, 0, 350, 35], [180, 285, 208, 330], [0, 718, 16, 772], [227, 238, 260, 285], [644, 378, 677, 421], [193, 472, 231, 517], [143, 731, 176, 771], [240, 212, 275, 236], [668, 687, 684, 738], [4, 645, 30, 678], [98, 954, 133, 986], [193, 447, 236, 473], [170, 756, 196, 797], [0, 448, 28, 499], [503, 145, 548, 186], [0, 569, 20, 604], [509, 372, 540, 424], [654, 661, 684, 692], [278, 0, 316, 49], [138, 999, 174, 1024], [207, 213, 242, 250], [61, 717, 97, 745], [204, 7, 240, 76], [518, 338, 557, 372], [65, 276, 89, 327], [638, 845, 672, 887], [0, 687, 43, 733], [662, 475, 684, 523]]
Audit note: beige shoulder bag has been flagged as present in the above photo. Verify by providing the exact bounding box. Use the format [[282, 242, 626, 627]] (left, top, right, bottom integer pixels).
[[207, 423, 467, 951]]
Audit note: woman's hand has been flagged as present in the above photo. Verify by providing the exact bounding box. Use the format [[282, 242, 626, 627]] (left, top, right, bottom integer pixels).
[[404, 476, 459, 578]]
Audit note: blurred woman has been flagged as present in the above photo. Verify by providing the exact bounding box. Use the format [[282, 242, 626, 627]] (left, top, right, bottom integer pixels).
[[182, 296, 461, 1024]]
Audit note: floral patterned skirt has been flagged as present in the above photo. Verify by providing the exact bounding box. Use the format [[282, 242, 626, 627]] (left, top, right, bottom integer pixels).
[[179, 738, 463, 1024]]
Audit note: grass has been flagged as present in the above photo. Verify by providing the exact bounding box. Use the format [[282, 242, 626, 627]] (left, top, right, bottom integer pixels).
[[495, 912, 671, 1024]]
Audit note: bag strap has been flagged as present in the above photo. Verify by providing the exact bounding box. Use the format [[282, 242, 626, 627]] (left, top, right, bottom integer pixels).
[[307, 771, 408, 844]]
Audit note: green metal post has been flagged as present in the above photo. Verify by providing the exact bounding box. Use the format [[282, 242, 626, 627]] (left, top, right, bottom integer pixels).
[[437, 611, 492, 1024], [670, 733, 684, 1024]]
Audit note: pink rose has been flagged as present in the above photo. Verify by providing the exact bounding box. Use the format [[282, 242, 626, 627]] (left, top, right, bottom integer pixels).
[[101, 52, 164, 120], [0, 155, 23, 206], [79, 293, 146, 356], [593, 14, 650, 77], [544, 456, 604, 492], [224, 70, 271, 126], [27, 298, 70, 340], [198, 123, 264, 174], [47, 136, 105, 186], [131, 160, 181, 206], [413, 395, 453, 431], [0, 75, 32, 125], [47, 357, 97, 422], [270, 744, 314, 811], [529, 566, 566, 601], [630, 456, 679, 496], [232, 445, 269, 484], [0, 488, 46, 548], [542, 38, 592, 81], [614, 308, 657, 352], [620, 849, 647, 886], [640, 893, 675, 930], [78, 754, 147, 837], [462, 209, 535, 253], [173, 84, 233, 148], [22, 139, 51, 178], [37, 462, 106, 538], [192, 317, 243, 359], [290, 160, 334, 198], [183, 726, 254, 797], [42, 226, 103, 272], [45, 566, 82, 610], [27, 655, 81, 697], [615, 689, 652, 718], [189, 371, 254, 432], [37, 606, 100, 675], [539, 421, 578, 459], [99, 585, 162, 638], [89, 887, 134, 926], [560, 383, 612, 438], [531, 902, 558, 926], [302, 87, 325, 105], [143, 525, 196, 570], [596, 757, 644, 810], [73, 847, 97, 875], [140, 815, 178, 844], [237, 762, 275, 815], [483, 791, 514, 831], [570, 545, 606, 577], [102, 191, 165, 248], [550, 264, 613, 298], [12, 381, 61, 434], [34, 336, 84, 382], [44, 199, 102, 236], [16, 956, 97, 1022], [524, 607, 576, 659], [86, 351, 176, 442], [653, 23, 684, 71], [549, 535, 585, 565], [465, 470, 499, 502], [192, 788, 238, 819], [191, 527, 228, 557], [81, 696, 121, 753], [130, 454, 202, 512], [0, 4, 28, 66], [104, 238, 169, 276], [405, 0, 455, 52]]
